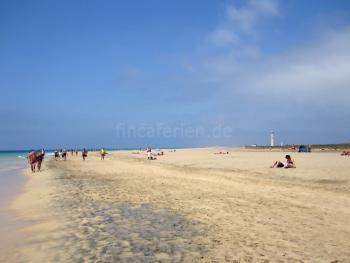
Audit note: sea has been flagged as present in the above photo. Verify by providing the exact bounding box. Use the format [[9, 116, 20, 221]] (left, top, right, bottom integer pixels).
[[0, 151, 28, 204], [0, 151, 31, 255]]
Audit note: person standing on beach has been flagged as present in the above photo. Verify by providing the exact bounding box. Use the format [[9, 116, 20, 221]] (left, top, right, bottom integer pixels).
[[27, 150, 37, 172], [27, 150, 45, 172], [54, 150, 59, 160], [36, 150, 45, 171], [62, 149, 67, 161], [82, 148, 88, 161], [100, 148, 107, 160], [147, 147, 152, 160]]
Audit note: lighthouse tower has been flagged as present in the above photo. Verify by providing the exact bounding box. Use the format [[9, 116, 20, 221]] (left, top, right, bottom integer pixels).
[[270, 129, 275, 147]]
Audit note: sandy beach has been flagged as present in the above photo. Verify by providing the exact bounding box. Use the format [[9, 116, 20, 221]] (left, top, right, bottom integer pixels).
[[4, 148, 350, 262]]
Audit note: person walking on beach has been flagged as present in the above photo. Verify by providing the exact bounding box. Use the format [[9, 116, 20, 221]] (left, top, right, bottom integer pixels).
[[82, 148, 88, 161], [27, 150, 37, 172], [36, 150, 45, 171], [100, 148, 107, 160], [62, 149, 67, 161], [147, 147, 153, 160], [270, 155, 296, 168], [27, 150, 45, 172], [54, 150, 59, 160]]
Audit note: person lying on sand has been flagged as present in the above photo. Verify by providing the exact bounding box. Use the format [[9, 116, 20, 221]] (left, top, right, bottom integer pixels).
[[214, 151, 229, 155], [270, 155, 296, 168], [341, 151, 350, 156]]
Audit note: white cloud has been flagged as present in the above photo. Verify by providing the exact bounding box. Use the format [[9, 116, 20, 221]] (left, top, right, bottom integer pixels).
[[248, 29, 350, 104], [209, 29, 239, 46], [226, 5, 257, 33], [210, 0, 279, 45], [202, 28, 350, 107], [249, 0, 279, 16], [189, 1, 350, 111]]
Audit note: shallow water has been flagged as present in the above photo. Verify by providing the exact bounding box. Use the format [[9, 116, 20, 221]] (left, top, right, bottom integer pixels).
[[0, 158, 27, 199], [0, 157, 28, 257]]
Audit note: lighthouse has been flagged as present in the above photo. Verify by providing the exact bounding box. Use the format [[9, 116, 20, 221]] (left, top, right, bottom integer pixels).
[[270, 129, 275, 147]]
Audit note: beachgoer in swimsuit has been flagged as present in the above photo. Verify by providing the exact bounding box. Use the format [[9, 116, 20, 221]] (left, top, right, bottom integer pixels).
[[271, 155, 296, 168]]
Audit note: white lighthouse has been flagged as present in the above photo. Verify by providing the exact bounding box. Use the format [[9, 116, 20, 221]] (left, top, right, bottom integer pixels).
[[270, 129, 275, 147]]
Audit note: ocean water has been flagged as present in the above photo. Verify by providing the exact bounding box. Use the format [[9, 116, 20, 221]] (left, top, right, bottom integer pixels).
[[0, 150, 28, 159], [0, 151, 28, 202], [0, 151, 29, 254], [0, 151, 28, 199]]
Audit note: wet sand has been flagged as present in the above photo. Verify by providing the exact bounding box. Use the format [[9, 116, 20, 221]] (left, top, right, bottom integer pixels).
[[7, 148, 350, 262]]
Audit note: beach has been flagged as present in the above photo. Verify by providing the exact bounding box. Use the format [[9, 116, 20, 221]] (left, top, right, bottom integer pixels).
[[5, 148, 350, 262]]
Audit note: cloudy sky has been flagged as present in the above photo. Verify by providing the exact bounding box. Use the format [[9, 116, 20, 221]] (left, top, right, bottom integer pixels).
[[1, 0, 350, 149]]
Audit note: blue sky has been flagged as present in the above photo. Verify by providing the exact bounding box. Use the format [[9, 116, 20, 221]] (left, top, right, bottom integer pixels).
[[1, 0, 350, 150]]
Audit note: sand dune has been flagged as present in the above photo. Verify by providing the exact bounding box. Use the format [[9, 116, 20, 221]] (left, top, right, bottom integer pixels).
[[5, 148, 350, 262]]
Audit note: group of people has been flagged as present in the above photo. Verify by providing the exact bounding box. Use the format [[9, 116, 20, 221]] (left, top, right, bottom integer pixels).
[[28, 146, 297, 172], [27, 149, 45, 173], [28, 148, 109, 171], [145, 147, 165, 160], [53, 148, 108, 161], [53, 148, 103, 161], [54, 149, 78, 160], [147, 147, 296, 168]]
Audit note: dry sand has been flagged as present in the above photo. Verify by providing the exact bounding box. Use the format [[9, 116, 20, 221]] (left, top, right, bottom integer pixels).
[[4, 148, 350, 262]]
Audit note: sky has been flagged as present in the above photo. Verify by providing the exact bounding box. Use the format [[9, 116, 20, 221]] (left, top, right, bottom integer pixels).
[[1, 0, 350, 150]]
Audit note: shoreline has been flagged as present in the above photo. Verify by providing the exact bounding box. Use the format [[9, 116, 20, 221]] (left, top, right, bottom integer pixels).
[[5, 148, 350, 262], [0, 158, 29, 260]]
